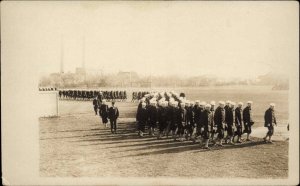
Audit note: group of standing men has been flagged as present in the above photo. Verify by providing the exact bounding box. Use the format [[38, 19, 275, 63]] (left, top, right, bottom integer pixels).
[[136, 91, 278, 149], [93, 97, 119, 134]]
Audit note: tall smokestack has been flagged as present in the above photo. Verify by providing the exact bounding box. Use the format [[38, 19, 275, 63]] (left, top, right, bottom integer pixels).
[[82, 36, 85, 69], [82, 36, 86, 82], [60, 35, 64, 74]]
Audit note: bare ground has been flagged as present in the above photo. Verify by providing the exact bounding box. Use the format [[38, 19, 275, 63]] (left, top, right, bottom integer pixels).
[[39, 113, 288, 178]]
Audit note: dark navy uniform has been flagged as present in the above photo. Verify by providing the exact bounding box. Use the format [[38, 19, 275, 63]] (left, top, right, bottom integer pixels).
[[225, 107, 234, 138], [264, 108, 276, 136], [202, 109, 212, 140], [178, 107, 187, 136], [157, 106, 167, 133], [234, 107, 243, 138], [243, 106, 253, 134], [136, 107, 148, 133], [214, 106, 226, 140], [194, 105, 202, 136], [99, 104, 109, 124], [186, 106, 195, 136], [93, 98, 98, 115], [108, 105, 119, 133], [170, 107, 179, 132]]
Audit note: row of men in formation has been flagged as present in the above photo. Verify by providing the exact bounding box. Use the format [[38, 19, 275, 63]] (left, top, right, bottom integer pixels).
[[131, 91, 150, 102], [131, 91, 186, 102], [59, 90, 127, 101], [134, 91, 277, 149], [39, 87, 57, 91]]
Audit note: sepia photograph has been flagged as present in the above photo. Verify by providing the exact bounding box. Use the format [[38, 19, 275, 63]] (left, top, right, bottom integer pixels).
[[1, 1, 299, 185]]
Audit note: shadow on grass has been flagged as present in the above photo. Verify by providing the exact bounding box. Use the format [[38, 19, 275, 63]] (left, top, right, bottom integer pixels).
[[112, 140, 268, 159]]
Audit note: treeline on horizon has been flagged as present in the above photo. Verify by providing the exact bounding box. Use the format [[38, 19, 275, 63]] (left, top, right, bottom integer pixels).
[[39, 71, 289, 90]]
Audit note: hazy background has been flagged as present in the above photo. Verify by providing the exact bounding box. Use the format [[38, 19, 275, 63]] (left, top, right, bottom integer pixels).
[[2, 1, 298, 81]]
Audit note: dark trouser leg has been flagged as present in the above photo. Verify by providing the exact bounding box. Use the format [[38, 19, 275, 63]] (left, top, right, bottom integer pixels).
[[165, 121, 171, 137], [94, 106, 98, 115], [113, 119, 117, 132], [110, 120, 114, 133], [267, 126, 274, 136], [267, 126, 274, 141], [217, 127, 224, 145], [139, 121, 145, 133], [202, 129, 210, 147]]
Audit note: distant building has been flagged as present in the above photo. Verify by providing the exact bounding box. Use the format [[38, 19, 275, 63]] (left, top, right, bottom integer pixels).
[[76, 67, 86, 75]]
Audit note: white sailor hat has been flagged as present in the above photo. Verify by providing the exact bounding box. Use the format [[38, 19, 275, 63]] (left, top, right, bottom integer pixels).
[[230, 102, 236, 106], [226, 100, 231, 104], [151, 98, 156, 102], [238, 102, 243, 106], [205, 104, 211, 108], [219, 101, 225, 105], [247, 101, 253, 104], [190, 101, 195, 105], [270, 103, 275, 107], [195, 100, 200, 103], [210, 101, 216, 105]]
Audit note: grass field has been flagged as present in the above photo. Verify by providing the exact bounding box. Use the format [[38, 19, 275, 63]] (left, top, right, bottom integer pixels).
[[40, 86, 289, 178]]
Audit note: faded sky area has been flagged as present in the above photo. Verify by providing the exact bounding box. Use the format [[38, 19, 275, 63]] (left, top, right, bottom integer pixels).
[[2, 1, 298, 79]]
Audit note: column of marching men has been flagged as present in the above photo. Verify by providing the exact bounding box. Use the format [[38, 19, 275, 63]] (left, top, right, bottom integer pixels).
[[134, 91, 278, 149], [90, 90, 278, 148], [58, 90, 127, 102]]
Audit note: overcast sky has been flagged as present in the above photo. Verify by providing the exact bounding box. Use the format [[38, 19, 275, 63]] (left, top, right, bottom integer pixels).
[[2, 1, 298, 79]]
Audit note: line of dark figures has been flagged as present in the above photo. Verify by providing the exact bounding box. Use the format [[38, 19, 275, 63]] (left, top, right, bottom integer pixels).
[[39, 87, 57, 91], [58, 90, 127, 101], [40, 87, 162, 102], [94, 91, 279, 149]]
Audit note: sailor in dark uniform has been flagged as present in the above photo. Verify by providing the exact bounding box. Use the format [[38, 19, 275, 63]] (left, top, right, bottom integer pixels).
[[93, 96, 99, 115], [263, 103, 277, 143], [157, 101, 167, 139], [99, 99, 109, 127], [148, 101, 158, 136], [170, 101, 179, 140], [108, 101, 119, 134], [210, 101, 216, 142], [136, 102, 148, 137], [234, 102, 243, 143], [202, 104, 213, 149], [185, 101, 194, 140], [225, 102, 235, 144], [243, 101, 254, 141], [214, 101, 226, 146], [192, 100, 201, 141], [178, 102, 187, 141]]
